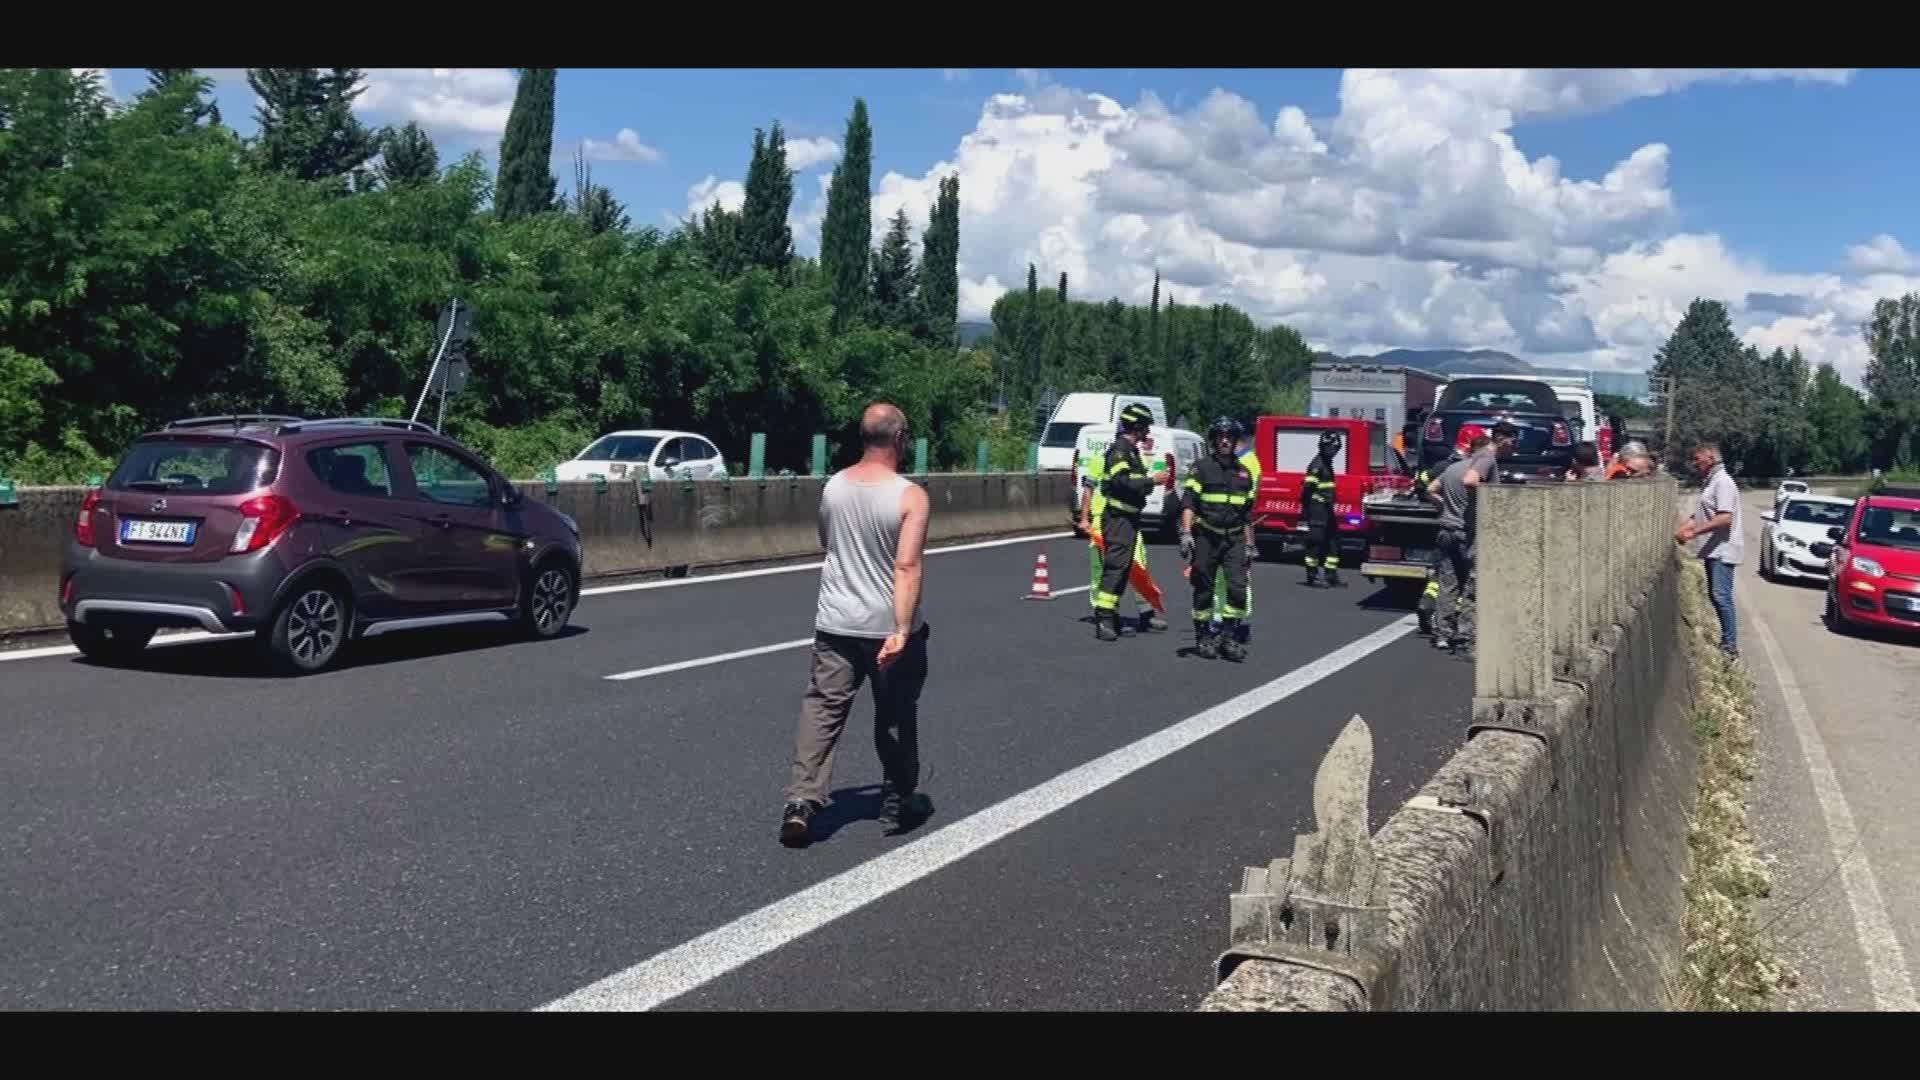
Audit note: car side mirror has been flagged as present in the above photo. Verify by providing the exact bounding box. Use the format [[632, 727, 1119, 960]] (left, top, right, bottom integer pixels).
[[502, 485, 523, 509], [1761, 510, 1775, 523], [661, 457, 680, 470], [1827, 526, 1844, 542], [1810, 542, 1833, 559]]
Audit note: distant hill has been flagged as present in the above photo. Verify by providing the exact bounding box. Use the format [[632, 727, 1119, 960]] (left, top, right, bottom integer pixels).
[[1322, 348, 1535, 375], [956, 320, 994, 347]]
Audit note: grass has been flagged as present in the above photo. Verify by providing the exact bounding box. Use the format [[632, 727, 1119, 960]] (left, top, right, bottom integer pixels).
[[1669, 554, 1795, 1011]]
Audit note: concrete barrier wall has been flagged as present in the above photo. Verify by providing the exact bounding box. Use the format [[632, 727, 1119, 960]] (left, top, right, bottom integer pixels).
[[0, 472, 1072, 637], [1203, 476, 1699, 1011]]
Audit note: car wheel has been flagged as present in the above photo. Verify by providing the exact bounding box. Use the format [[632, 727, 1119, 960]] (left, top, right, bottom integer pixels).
[[523, 560, 577, 639], [67, 619, 156, 665], [267, 582, 348, 674], [1824, 590, 1852, 636]]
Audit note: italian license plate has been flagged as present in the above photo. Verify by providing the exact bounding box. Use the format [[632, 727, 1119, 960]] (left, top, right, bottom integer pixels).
[[121, 518, 196, 545], [1402, 547, 1435, 562], [1889, 594, 1920, 612]]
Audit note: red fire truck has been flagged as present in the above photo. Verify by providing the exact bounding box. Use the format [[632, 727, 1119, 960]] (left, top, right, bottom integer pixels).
[[1250, 416, 1406, 563]]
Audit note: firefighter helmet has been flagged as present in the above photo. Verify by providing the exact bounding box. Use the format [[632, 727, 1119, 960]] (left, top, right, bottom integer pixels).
[[1318, 429, 1341, 452], [1207, 416, 1242, 444], [1118, 402, 1154, 434]]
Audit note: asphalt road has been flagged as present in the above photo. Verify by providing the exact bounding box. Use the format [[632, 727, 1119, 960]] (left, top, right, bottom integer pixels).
[[0, 533, 1471, 1010], [1740, 488, 1920, 1011]]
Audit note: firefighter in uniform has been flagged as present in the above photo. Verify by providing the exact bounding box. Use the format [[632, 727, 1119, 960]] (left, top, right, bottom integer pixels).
[[1093, 403, 1159, 641], [1182, 417, 1256, 661], [1079, 430, 1167, 634], [1210, 428, 1262, 644], [1301, 429, 1345, 588]]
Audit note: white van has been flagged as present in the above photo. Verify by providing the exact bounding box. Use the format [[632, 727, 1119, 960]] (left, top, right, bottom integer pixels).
[[1037, 393, 1169, 473], [1069, 423, 1204, 541]]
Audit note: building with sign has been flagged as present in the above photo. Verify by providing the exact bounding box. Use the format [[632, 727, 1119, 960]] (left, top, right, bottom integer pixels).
[[1307, 362, 1450, 443]]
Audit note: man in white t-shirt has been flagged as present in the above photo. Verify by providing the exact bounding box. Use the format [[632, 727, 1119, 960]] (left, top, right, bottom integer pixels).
[[1675, 442, 1742, 659]]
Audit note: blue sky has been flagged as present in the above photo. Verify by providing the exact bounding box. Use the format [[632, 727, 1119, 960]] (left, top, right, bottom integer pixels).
[[101, 67, 1920, 381]]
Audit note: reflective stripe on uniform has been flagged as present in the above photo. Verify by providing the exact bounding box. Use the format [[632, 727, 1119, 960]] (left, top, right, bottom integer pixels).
[[1094, 590, 1120, 611]]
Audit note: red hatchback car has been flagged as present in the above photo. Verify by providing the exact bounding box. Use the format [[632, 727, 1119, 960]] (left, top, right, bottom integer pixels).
[[1821, 485, 1920, 635], [61, 415, 584, 674]]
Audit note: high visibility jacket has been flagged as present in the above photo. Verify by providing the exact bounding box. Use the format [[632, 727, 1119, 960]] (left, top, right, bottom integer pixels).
[[1183, 452, 1256, 533], [1303, 451, 1337, 505], [1239, 448, 1262, 494], [1101, 439, 1152, 519], [1081, 446, 1107, 525]]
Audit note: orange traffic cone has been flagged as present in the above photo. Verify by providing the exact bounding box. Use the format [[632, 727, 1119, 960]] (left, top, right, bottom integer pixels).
[[1025, 550, 1054, 601]]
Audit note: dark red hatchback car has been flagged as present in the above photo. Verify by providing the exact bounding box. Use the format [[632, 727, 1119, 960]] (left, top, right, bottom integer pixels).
[[61, 416, 583, 674]]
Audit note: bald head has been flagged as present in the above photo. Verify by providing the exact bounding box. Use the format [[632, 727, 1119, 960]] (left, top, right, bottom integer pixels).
[[860, 403, 907, 450]]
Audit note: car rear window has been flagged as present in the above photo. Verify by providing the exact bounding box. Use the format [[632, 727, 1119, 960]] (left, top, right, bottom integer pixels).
[[108, 437, 280, 495], [1438, 379, 1560, 414]]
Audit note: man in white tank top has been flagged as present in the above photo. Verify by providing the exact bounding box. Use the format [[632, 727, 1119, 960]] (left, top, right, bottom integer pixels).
[[781, 403, 934, 847]]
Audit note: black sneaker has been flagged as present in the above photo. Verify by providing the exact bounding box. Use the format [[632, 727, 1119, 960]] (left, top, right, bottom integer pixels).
[[1219, 637, 1247, 663], [1194, 633, 1220, 660], [779, 800, 816, 847], [878, 790, 932, 835]]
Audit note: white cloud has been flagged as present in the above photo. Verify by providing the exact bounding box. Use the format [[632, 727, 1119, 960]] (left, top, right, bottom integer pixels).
[[821, 67, 1892, 383], [580, 128, 662, 163], [356, 68, 517, 140], [1847, 233, 1916, 274], [785, 136, 840, 172], [685, 175, 746, 219]]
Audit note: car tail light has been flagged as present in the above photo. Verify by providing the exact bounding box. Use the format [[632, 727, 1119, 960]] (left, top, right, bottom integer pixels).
[[74, 488, 101, 547], [1423, 417, 1444, 443], [1552, 420, 1571, 447], [230, 494, 297, 554], [61, 575, 74, 607], [1163, 452, 1176, 490], [1597, 425, 1614, 462]]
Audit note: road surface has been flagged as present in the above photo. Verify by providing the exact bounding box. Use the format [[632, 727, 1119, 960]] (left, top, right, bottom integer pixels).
[[0, 533, 1471, 1010], [1739, 487, 1920, 1011]]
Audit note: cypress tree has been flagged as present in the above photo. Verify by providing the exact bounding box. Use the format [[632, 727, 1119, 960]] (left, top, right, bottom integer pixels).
[[919, 174, 960, 347], [818, 99, 874, 329], [739, 122, 794, 275], [144, 68, 220, 126], [496, 68, 558, 223]]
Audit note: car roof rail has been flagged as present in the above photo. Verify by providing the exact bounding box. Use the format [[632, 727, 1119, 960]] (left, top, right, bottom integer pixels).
[[278, 417, 440, 435], [165, 414, 307, 431]]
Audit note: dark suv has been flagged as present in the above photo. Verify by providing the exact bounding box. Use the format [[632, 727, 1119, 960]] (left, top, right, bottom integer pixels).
[[60, 416, 583, 674]]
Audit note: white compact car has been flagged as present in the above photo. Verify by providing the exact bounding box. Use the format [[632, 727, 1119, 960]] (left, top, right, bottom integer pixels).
[[553, 430, 727, 483], [1760, 493, 1854, 582], [1774, 479, 1810, 509]]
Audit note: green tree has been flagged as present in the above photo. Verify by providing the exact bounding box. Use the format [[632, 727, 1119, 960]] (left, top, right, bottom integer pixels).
[[870, 207, 921, 335], [818, 99, 873, 330], [687, 203, 742, 277], [246, 68, 380, 187], [1805, 363, 1870, 474], [495, 68, 558, 223], [378, 121, 441, 189], [1863, 293, 1920, 468], [918, 174, 960, 346], [1650, 298, 1754, 468], [143, 68, 220, 127], [739, 123, 795, 276]]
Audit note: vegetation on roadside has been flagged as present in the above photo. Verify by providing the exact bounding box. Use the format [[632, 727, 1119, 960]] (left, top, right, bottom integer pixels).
[[1670, 555, 1795, 1010]]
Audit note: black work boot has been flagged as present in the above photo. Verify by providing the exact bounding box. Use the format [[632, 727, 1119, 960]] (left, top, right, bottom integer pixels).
[[1094, 612, 1120, 641], [1218, 621, 1247, 662], [1326, 566, 1345, 588], [1304, 564, 1321, 587], [1193, 621, 1219, 660], [779, 800, 816, 848], [878, 786, 933, 836], [1138, 610, 1169, 633]]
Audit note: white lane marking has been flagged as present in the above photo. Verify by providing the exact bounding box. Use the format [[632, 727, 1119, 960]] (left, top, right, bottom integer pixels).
[[539, 614, 1418, 1012], [0, 630, 249, 664], [0, 531, 1074, 666], [1751, 610, 1919, 1011], [579, 531, 1073, 598], [605, 639, 813, 682]]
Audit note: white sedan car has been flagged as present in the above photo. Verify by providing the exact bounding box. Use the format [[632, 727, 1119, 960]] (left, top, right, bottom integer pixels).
[[553, 430, 728, 483], [1760, 493, 1854, 582], [1774, 479, 1809, 508]]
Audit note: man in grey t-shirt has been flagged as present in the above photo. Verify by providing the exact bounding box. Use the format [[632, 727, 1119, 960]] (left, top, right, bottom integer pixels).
[[1676, 442, 1742, 659], [1425, 423, 1513, 653], [781, 403, 934, 848]]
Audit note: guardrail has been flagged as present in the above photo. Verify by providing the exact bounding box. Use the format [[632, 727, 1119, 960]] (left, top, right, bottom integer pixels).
[[1202, 476, 1700, 1010], [0, 472, 1073, 638]]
